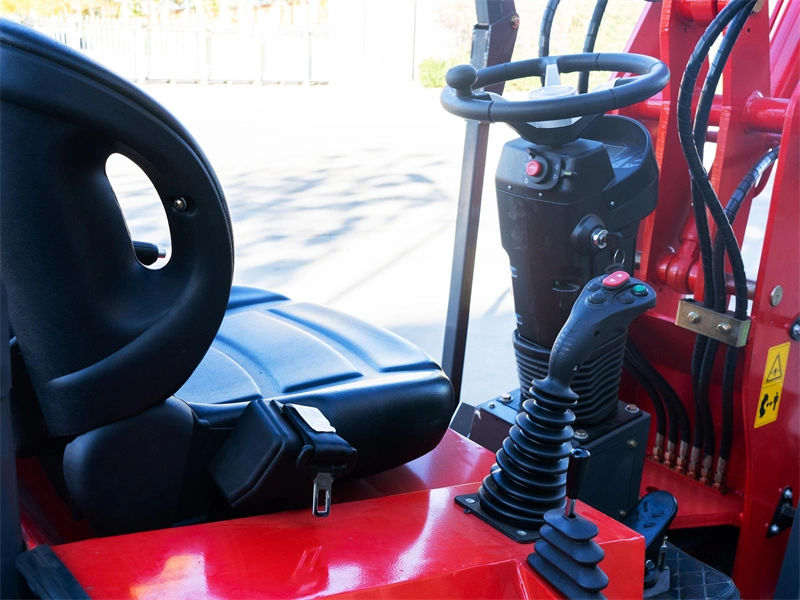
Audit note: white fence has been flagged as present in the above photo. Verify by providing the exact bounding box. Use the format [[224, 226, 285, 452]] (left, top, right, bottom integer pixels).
[[34, 23, 332, 84]]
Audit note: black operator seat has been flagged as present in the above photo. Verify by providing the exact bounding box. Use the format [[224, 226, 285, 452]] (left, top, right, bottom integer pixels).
[[0, 20, 455, 535]]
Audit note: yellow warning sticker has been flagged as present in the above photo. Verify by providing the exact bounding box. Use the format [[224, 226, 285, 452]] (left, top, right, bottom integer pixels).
[[754, 342, 791, 428]]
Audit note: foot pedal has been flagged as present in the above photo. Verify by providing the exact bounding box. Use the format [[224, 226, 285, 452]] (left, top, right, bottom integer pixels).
[[623, 490, 678, 597]]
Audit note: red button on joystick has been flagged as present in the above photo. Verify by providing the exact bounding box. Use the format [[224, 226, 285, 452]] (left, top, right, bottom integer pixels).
[[525, 160, 543, 177], [602, 271, 630, 288]]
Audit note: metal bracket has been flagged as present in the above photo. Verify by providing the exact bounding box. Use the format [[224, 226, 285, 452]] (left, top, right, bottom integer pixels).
[[455, 493, 539, 543], [675, 299, 751, 347], [767, 487, 796, 538]]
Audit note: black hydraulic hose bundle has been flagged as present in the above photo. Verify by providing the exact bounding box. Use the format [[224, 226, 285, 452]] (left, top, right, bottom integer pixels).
[[695, 2, 754, 484], [537, 0, 560, 85], [677, 0, 758, 483], [578, 0, 608, 95], [624, 349, 668, 460], [625, 342, 693, 469]]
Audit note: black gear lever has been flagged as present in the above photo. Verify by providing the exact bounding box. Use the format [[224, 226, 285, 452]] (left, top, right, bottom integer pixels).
[[529, 448, 610, 599], [565, 447, 590, 518]]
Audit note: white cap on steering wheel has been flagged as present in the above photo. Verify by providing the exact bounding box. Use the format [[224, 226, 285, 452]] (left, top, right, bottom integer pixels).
[[528, 63, 578, 129]]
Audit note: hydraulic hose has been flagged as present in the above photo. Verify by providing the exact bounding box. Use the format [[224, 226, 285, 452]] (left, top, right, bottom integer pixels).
[[678, 0, 755, 477], [626, 341, 692, 468], [578, 0, 608, 94], [624, 350, 668, 460], [538, 0, 560, 86], [697, 2, 755, 482], [716, 147, 779, 485]]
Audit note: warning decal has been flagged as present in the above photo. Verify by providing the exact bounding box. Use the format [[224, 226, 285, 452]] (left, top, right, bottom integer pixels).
[[754, 342, 791, 429]]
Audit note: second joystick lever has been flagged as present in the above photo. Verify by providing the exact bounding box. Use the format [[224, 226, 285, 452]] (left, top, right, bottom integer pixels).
[[529, 448, 609, 599]]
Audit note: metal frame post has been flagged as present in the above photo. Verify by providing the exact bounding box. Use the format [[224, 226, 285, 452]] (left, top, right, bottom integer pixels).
[[442, 0, 518, 402]]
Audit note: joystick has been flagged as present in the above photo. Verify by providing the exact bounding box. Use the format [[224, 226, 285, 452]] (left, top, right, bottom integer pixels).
[[456, 272, 656, 539]]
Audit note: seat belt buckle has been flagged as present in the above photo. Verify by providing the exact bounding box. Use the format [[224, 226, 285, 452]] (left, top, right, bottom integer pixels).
[[312, 472, 334, 517], [281, 403, 358, 518]]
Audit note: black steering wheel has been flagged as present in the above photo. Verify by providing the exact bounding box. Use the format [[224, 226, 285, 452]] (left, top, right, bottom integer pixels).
[[441, 53, 669, 143]]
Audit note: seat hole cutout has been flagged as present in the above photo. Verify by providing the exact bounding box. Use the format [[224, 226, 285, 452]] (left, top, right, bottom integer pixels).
[[106, 153, 172, 269]]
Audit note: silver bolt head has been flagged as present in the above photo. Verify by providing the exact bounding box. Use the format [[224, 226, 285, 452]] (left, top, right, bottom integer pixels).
[[516, 530, 527, 536], [784, 489, 793, 500], [628, 439, 639, 449], [624, 403, 640, 414], [465, 497, 476, 504], [791, 323, 800, 339], [717, 322, 732, 334], [687, 311, 701, 324], [487, 402, 496, 409], [172, 197, 187, 211], [574, 429, 588, 440], [770, 524, 780, 534], [499, 392, 512, 402], [770, 285, 783, 307]]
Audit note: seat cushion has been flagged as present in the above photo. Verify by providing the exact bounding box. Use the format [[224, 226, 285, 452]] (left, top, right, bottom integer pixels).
[[176, 286, 455, 478]]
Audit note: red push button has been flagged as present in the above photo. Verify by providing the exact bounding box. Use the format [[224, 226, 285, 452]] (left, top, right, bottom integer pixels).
[[602, 271, 630, 288], [525, 160, 543, 177]]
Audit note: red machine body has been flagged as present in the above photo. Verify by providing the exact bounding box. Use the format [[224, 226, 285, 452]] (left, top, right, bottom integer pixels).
[[622, 1, 799, 596], [8, 0, 800, 598]]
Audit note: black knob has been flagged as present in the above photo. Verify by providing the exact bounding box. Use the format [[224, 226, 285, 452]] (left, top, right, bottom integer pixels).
[[446, 64, 478, 97], [566, 447, 590, 501]]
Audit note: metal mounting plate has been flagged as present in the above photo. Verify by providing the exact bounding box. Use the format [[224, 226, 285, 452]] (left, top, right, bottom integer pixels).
[[454, 494, 539, 543], [675, 299, 751, 347]]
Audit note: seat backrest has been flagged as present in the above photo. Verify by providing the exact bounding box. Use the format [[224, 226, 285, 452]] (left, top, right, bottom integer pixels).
[[0, 20, 234, 437]]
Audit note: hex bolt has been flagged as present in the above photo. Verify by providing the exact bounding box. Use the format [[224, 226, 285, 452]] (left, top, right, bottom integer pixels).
[[488, 402, 496, 409], [574, 429, 588, 441], [770, 285, 783, 307], [465, 498, 476, 504], [687, 311, 701, 324], [516, 530, 528, 536], [770, 524, 780, 535], [791, 323, 800, 341], [499, 393, 512, 403], [624, 404, 640, 414], [591, 228, 609, 250], [717, 322, 732, 335], [784, 489, 793, 500], [628, 439, 639, 449], [510, 14, 520, 29], [172, 197, 187, 211]]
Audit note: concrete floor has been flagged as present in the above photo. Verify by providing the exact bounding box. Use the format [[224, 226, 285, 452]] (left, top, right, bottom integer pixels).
[[110, 82, 522, 407]]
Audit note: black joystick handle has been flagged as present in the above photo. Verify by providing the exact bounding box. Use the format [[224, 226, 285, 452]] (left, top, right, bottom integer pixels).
[[565, 448, 590, 517], [537, 271, 656, 400]]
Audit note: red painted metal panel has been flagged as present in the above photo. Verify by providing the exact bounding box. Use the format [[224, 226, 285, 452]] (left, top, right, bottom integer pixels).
[[51, 484, 644, 599], [734, 82, 800, 599]]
